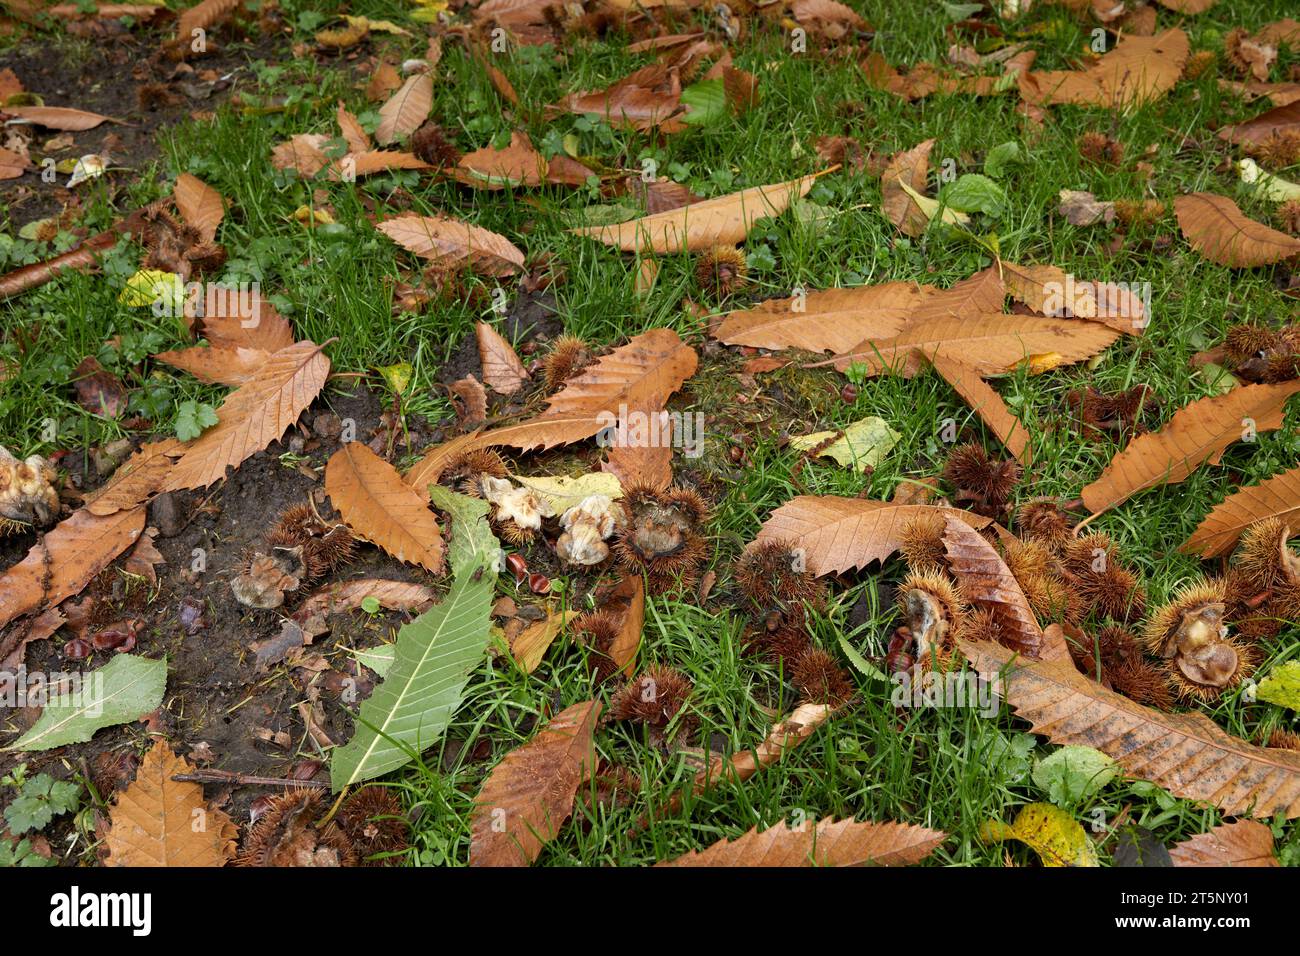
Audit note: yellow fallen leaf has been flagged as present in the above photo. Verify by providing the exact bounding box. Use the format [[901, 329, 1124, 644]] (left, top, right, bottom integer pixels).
[[119, 269, 183, 309], [897, 177, 970, 228], [789, 416, 901, 473], [1017, 352, 1064, 374], [347, 15, 411, 35], [293, 205, 335, 227], [980, 802, 1099, 867], [512, 609, 580, 673], [376, 361, 413, 395], [513, 472, 623, 513]]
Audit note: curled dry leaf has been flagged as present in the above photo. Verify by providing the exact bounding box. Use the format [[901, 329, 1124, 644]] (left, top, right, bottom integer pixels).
[[684, 703, 833, 806], [476, 322, 529, 395], [175, 0, 244, 47], [162, 341, 331, 491], [882, 139, 935, 237], [470, 699, 602, 866], [1080, 380, 1300, 514], [172, 173, 225, 245], [660, 819, 945, 867], [0, 507, 145, 633], [325, 442, 446, 574], [1018, 29, 1189, 108], [598, 574, 645, 678], [1174, 193, 1300, 267], [375, 73, 432, 146], [941, 515, 1057, 661], [106, 739, 237, 867], [1182, 463, 1300, 557], [1169, 820, 1277, 867], [928, 353, 1032, 466], [377, 214, 524, 277], [571, 170, 827, 253], [962, 639, 1300, 818], [336, 102, 370, 154], [294, 579, 435, 624], [754, 498, 991, 576]]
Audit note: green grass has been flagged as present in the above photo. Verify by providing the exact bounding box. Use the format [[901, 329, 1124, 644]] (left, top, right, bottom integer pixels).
[[3, 0, 1300, 866]]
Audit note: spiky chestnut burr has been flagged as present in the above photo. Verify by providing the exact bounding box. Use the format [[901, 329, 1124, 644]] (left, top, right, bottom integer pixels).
[[696, 246, 748, 298], [614, 483, 709, 594], [234, 789, 356, 867]]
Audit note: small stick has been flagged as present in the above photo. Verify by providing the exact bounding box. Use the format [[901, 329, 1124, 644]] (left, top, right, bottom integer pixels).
[[171, 770, 329, 788]]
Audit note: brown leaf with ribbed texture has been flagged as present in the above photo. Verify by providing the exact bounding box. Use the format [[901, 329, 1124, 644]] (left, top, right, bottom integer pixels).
[[601, 409, 673, 491], [153, 344, 269, 386], [378, 214, 524, 277], [1019, 29, 1189, 108], [906, 266, 1004, 324], [198, 291, 293, 353], [375, 73, 432, 145], [270, 134, 330, 177], [713, 281, 926, 353], [1219, 101, 1300, 147], [821, 313, 1120, 377], [335, 102, 370, 155], [1002, 262, 1098, 319], [1174, 193, 1300, 267], [1152, 0, 1216, 12], [452, 131, 546, 190], [476, 322, 529, 395], [3, 106, 118, 130], [325, 442, 445, 574], [410, 328, 697, 461], [175, 0, 244, 45], [1169, 820, 1277, 867], [163, 341, 330, 491], [963, 639, 1300, 818], [84, 440, 185, 515], [660, 819, 945, 867], [1081, 380, 1300, 514], [881, 139, 934, 237], [172, 173, 224, 244], [470, 699, 601, 866], [929, 353, 1032, 466], [105, 740, 237, 867], [754, 497, 991, 576], [294, 579, 435, 624], [571, 170, 826, 253], [941, 515, 1062, 661], [1182, 464, 1300, 557], [0, 507, 145, 633]]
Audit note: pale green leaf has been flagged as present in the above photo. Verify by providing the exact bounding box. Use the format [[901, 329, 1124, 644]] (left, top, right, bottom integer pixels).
[[329, 489, 498, 789], [6, 655, 167, 753], [789, 416, 901, 473]]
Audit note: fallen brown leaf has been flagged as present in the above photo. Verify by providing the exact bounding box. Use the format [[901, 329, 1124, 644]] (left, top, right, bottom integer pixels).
[[660, 818, 945, 867], [1081, 380, 1300, 514], [882, 139, 935, 237], [105, 740, 237, 866], [375, 73, 432, 145], [378, 214, 525, 277], [476, 321, 529, 395], [1174, 192, 1300, 267], [1169, 820, 1277, 867], [163, 340, 331, 491], [1018, 29, 1189, 108], [929, 353, 1032, 466], [963, 639, 1300, 818], [172, 173, 224, 245], [713, 280, 925, 352], [470, 699, 602, 866], [1181, 463, 1300, 557], [753, 498, 991, 576], [325, 442, 446, 574], [571, 170, 828, 253]]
